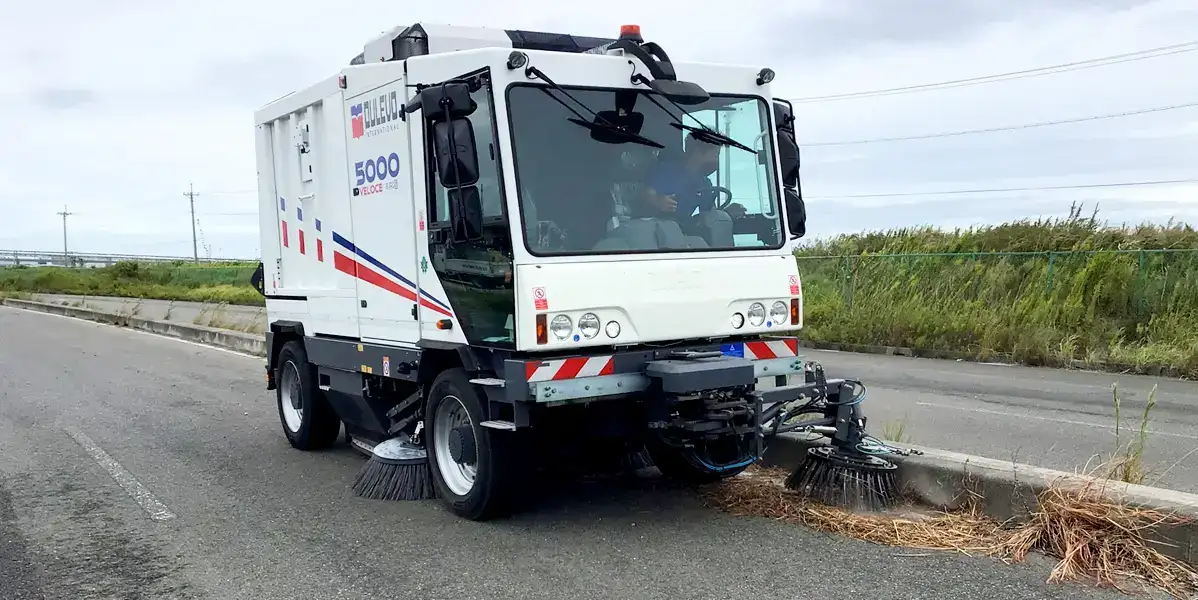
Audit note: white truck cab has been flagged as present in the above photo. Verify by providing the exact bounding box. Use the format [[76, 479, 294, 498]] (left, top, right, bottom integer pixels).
[[252, 22, 828, 520]]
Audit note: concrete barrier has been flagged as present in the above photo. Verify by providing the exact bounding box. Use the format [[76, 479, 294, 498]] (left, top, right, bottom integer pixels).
[[761, 433, 1198, 566], [2, 298, 266, 357]]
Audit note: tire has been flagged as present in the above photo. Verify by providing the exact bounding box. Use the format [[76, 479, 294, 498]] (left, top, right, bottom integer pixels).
[[275, 340, 341, 451], [425, 368, 523, 520], [645, 436, 752, 484]]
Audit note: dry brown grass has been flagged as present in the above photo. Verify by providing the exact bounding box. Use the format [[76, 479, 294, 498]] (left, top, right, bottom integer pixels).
[[704, 466, 1198, 599]]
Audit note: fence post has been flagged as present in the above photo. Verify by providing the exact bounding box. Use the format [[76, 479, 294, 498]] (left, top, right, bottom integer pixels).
[[1137, 250, 1147, 316], [1047, 252, 1056, 293], [847, 257, 855, 309]]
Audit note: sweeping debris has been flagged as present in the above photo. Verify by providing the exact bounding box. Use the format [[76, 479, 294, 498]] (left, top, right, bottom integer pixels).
[[706, 466, 1198, 599]]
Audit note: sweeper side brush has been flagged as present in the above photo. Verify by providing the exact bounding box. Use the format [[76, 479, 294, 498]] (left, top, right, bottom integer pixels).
[[351, 434, 437, 501], [785, 446, 900, 511], [761, 366, 918, 511]]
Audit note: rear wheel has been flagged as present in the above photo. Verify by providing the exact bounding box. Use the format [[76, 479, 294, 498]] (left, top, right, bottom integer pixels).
[[276, 341, 341, 450], [425, 368, 523, 520]]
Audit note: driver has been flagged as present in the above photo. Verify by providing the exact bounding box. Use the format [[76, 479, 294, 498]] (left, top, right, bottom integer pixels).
[[643, 132, 746, 220]]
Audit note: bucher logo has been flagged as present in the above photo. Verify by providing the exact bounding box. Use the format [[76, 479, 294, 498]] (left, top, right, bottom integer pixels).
[[350, 91, 401, 139]]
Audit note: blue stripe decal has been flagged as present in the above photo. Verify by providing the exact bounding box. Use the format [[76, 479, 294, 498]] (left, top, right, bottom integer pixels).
[[296, 206, 303, 222], [278, 197, 286, 211], [331, 231, 453, 312]]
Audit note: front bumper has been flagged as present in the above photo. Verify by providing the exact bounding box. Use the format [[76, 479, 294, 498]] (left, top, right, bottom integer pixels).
[[501, 337, 806, 404]]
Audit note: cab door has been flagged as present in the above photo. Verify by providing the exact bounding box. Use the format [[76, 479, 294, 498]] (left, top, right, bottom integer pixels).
[[405, 62, 515, 348]]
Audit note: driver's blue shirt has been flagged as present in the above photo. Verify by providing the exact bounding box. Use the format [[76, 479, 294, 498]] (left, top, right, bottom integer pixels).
[[647, 159, 710, 219]]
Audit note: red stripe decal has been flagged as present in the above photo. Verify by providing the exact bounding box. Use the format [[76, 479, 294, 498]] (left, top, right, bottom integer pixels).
[[524, 361, 541, 381], [598, 359, 614, 376], [334, 251, 451, 316], [356, 260, 416, 301], [298, 230, 306, 255], [316, 239, 324, 262], [553, 357, 587, 380], [747, 341, 776, 359], [419, 298, 453, 317], [785, 338, 799, 355], [281, 221, 289, 247], [333, 251, 357, 277]]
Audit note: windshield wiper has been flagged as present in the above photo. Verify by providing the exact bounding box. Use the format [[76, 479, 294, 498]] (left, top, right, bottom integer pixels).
[[632, 75, 757, 155], [526, 67, 664, 149]]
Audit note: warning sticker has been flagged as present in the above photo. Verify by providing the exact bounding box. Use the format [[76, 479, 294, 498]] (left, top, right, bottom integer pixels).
[[532, 286, 548, 311], [788, 275, 800, 296], [383, 356, 391, 377]]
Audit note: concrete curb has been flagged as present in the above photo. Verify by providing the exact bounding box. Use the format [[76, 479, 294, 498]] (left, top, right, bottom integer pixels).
[[2, 298, 266, 357], [795, 339, 1190, 379], [760, 433, 1198, 565]]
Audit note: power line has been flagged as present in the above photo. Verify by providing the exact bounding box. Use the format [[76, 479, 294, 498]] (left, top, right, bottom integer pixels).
[[804, 101, 1198, 146], [806, 178, 1198, 200], [789, 41, 1198, 103]]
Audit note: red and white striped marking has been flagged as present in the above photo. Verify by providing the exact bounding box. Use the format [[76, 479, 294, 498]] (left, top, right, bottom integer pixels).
[[525, 356, 614, 382], [744, 339, 800, 360]]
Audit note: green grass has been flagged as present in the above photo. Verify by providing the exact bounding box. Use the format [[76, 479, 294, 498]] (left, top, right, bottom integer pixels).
[[794, 204, 1198, 377], [0, 261, 263, 306]]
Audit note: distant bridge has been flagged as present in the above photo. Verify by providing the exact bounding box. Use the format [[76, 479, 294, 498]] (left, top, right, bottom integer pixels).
[[0, 250, 252, 268]]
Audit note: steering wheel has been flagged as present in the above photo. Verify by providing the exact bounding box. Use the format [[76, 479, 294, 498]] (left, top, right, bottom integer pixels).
[[698, 185, 734, 211]]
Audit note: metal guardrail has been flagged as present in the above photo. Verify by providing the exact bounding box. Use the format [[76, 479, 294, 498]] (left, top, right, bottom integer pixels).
[[0, 249, 252, 268]]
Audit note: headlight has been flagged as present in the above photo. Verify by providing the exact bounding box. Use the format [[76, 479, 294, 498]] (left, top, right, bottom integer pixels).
[[770, 301, 788, 324], [605, 320, 621, 338], [550, 314, 573, 339], [578, 313, 601, 338], [730, 313, 745, 329], [747, 303, 766, 326]]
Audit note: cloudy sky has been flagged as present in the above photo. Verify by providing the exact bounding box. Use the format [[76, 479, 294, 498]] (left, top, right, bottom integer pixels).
[[1, 0, 1195, 259]]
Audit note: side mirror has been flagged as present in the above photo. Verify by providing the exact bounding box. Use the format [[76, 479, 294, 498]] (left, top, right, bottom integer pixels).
[[449, 186, 483, 241], [417, 81, 477, 120], [777, 131, 800, 188], [433, 118, 480, 188], [784, 187, 806, 239]]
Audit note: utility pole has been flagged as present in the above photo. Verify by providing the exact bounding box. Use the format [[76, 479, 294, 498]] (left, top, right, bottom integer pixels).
[[183, 183, 200, 263], [56, 205, 73, 266]]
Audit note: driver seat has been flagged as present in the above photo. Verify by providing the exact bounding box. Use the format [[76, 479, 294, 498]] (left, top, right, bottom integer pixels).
[[592, 217, 710, 251]]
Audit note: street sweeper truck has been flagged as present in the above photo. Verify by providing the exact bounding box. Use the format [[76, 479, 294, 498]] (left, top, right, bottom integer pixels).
[[251, 21, 911, 520]]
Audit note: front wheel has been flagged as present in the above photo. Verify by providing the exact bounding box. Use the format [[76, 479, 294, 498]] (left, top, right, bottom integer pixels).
[[425, 368, 524, 520]]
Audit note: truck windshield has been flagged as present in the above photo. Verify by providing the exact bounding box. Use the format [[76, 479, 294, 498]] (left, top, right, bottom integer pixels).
[[506, 84, 785, 256]]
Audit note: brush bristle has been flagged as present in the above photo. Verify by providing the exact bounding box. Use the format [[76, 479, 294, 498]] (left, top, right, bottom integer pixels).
[[784, 449, 900, 512], [352, 456, 438, 501]]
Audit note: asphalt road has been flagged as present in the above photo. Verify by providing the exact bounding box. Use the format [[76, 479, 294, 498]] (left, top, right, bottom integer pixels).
[[21, 293, 1198, 492], [0, 306, 1147, 600]]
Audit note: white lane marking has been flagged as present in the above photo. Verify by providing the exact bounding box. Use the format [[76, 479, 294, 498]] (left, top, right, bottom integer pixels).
[[4, 304, 261, 360], [915, 401, 1198, 441], [64, 426, 177, 521]]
